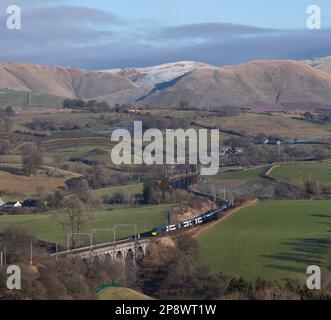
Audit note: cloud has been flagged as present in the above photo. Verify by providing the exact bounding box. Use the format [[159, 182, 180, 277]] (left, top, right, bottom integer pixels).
[[0, 5, 122, 49], [160, 22, 277, 40], [0, 2, 330, 69], [23, 5, 122, 25]]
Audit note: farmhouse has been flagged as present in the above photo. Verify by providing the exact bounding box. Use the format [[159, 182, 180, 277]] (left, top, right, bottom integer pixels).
[[254, 138, 282, 145], [3, 201, 22, 209], [220, 146, 232, 156], [0, 198, 4, 207], [220, 146, 244, 156], [128, 107, 140, 114]]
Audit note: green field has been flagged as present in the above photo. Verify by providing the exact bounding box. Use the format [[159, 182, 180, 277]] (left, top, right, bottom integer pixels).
[[198, 200, 331, 282], [0, 90, 64, 107], [0, 204, 171, 246], [202, 113, 331, 140], [270, 163, 331, 185], [209, 167, 266, 181]]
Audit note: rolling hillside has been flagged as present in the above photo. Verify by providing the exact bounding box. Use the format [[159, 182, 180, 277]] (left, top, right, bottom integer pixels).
[[2, 58, 331, 111], [304, 56, 331, 74], [197, 200, 331, 282], [138, 60, 331, 111], [0, 61, 135, 100]]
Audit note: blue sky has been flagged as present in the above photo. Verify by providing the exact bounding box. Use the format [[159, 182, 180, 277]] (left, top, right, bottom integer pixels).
[[73, 0, 330, 29], [0, 0, 330, 69]]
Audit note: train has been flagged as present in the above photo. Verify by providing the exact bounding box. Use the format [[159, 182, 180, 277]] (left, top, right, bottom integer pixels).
[[139, 202, 232, 238]]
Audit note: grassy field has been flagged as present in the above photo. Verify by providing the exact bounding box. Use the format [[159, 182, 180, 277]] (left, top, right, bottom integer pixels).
[[201, 113, 331, 140], [0, 204, 171, 245], [270, 163, 331, 185], [209, 167, 266, 181], [98, 287, 153, 300], [13, 110, 133, 127], [0, 155, 85, 175], [197, 200, 331, 282], [41, 137, 114, 153], [0, 90, 64, 107]]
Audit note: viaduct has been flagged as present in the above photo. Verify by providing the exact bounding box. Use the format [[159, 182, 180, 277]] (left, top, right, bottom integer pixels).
[[51, 238, 150, 267]]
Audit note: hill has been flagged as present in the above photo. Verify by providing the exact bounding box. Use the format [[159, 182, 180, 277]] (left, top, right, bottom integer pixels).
[[2, 59, 331, 111], [97, 287, 153, 300], [303, 56, 331, 74], [138, 60, 331, 111], [102, 61, 211, 89], [0, 61, 135, 101], [270, 163, 331, 186]]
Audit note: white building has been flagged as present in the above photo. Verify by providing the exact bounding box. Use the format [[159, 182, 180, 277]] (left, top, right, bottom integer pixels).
[[3, 201, 22, 209], [14, 201, 22, 208]]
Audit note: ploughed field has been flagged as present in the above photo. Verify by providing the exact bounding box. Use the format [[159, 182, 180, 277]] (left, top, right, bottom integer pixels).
[[197, 200, 331, 282], [0, 165, 78, 196]]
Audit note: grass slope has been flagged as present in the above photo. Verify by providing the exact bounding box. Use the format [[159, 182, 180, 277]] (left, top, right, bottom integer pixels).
[[98, 287, 153, 300], [198, 200, 331, 282], [271, 163, 331, 185]]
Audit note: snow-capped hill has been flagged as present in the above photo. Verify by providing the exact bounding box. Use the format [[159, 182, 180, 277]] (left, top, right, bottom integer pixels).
[[101, 61, 212, 88], [303, 56, 331, 74]]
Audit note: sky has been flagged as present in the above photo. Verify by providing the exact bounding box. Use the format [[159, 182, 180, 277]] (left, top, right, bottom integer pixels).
[[0, 0, 330, 69]]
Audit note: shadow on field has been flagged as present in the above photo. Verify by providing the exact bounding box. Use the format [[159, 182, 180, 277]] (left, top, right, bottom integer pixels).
[[261, 237, 330, 279], [265, 264, 303, 273], [0, 166, 25, 176], [311, 214, 331, 219]]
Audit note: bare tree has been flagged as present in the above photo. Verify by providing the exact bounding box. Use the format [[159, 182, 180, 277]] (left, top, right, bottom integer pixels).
[[0, 117, 13, 134], [59, 196, 94, 249], [53, 154, 64, 176], [21, 143, 44, 176]]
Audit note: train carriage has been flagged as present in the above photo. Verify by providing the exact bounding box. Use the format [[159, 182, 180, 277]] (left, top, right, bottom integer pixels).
[[138, 201, 231, 238]]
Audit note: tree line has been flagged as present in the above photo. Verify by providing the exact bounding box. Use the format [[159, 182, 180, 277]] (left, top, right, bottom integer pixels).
[[62, 99, 112, 113]]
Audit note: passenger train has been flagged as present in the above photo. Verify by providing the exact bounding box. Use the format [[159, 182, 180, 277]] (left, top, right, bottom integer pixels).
[[139, 202, 232, 238]]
